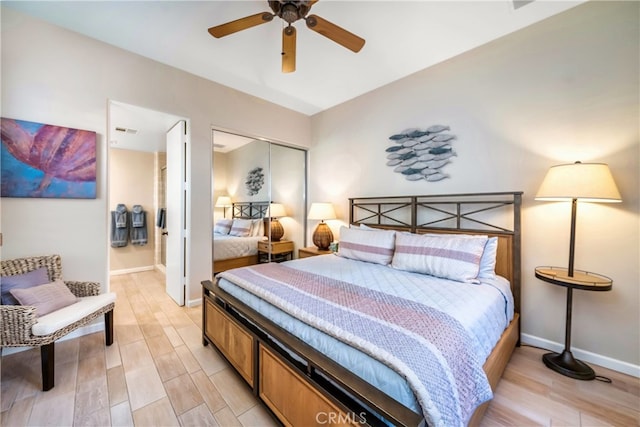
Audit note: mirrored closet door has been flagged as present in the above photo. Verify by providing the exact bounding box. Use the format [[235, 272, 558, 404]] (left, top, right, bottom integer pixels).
[[211, 130, 307, 276]]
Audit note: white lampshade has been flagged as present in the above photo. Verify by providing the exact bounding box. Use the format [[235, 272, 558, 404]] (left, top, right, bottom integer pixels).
[[267, 203, 287, 218], [535, 162, 622, 203], [308, 202, 337, 221], [215, 196, 232, 207]]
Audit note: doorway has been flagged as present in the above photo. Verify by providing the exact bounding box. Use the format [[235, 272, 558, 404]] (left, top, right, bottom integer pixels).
[[107, 101, 188, 305]]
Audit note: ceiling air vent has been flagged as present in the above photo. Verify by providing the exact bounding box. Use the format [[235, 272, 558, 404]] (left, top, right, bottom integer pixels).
[[115, 126, 138, 134], [513, 0, 535, 10]]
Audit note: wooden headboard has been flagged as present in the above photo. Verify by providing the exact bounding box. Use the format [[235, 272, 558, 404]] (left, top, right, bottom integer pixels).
[[231, 201, 269, 219], [349, 192, 523, 315]]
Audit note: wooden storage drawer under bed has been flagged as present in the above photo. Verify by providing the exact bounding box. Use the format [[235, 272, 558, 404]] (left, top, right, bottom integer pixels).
[[259, 344, 362, 427], [204, 298, 254, 386]]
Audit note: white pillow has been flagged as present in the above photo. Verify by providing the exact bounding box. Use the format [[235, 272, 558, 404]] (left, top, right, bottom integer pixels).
[[251, 219, 265, 237], [337, 226, 396, 265], [214, 219, 233, 235], [229, 219, 253, 237], [479, 237, 498, 279], [422, 233, 498, 280], [392, 232, 488, 283]]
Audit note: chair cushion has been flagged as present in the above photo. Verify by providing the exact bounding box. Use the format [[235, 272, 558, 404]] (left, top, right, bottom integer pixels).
[[1, 267, 50, 305], [10, 279, 78, 316], [32, 292, 116, 336]]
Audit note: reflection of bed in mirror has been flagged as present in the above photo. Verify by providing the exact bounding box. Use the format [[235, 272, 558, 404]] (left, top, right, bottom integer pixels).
[[213, 202, 268, 274]]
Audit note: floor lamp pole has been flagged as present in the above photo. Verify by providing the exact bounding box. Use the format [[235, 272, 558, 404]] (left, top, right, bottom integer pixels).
[[542, 197, 595, 380], [568, 198, 577, 277]]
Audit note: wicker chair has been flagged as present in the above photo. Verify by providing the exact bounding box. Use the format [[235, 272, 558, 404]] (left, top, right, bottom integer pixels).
[[1, 254, 115, 391]]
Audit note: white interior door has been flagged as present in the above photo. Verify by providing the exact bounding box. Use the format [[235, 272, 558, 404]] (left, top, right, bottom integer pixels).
[[166, 120, 186, 305]]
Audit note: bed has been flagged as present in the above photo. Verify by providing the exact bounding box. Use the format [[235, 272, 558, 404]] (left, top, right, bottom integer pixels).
[[202, 192, 522, 426], [212, 201, 269, 274]]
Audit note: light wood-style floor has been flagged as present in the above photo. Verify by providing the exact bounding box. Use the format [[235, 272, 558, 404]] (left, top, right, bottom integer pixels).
[[1, 270, 638, 426]]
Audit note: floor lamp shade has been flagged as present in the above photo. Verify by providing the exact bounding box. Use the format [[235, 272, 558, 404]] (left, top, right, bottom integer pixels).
[[535, 162, 622, 202], [535, 161, 621, 276], [267, 203, 286, 241], [308, 203, 336, 250]]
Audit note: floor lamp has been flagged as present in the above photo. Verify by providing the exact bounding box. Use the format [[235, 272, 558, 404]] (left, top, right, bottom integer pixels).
[[535, 161, 621, 379]]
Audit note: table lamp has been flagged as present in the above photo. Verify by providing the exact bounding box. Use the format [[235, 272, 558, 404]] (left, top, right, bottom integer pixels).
[[308, 202, 336, 250], [535, 161, 621, 379], [267, 203, 286, 241], [215, 196, 232, 218]]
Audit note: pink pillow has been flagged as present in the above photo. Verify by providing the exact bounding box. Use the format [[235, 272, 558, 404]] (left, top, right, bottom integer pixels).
[[229, 219, 253, 237], [10, 279, 78, 317], [337, 226, 396, 265], [392, 232, 488, 283], [214, 219, 233, 235]]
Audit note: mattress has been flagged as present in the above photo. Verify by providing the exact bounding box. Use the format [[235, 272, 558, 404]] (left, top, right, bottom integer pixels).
[[212, 233, 266, 260], [217, 254, 514, 424]]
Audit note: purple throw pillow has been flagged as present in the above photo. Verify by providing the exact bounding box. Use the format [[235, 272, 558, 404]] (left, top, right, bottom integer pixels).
[[10, 280, 78, 317], [1, 267, 50, 305]]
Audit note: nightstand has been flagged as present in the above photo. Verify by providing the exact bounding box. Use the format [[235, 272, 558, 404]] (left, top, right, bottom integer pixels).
[[258, 240, 294, 263], [535, 266, 612, 380], [298, 246, 333, 259]]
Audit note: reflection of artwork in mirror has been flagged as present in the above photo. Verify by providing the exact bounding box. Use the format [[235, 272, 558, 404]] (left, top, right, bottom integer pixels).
[[246, 166, 264, 195]]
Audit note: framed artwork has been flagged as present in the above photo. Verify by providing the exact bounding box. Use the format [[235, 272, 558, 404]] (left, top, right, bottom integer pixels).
[[1, 118, 97, 199]]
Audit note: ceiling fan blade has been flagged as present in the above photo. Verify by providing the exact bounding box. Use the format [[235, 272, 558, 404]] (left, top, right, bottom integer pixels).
[[208, 12, 273, 38], [305, 14, 365, 53], [282, 26, 297, 73]]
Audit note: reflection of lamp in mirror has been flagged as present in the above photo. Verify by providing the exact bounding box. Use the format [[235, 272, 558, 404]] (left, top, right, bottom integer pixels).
[[267, 203, 286, 241], [535, 161, 621, 380], [215, 196, 232, 218], [308, 203, 337, 250]]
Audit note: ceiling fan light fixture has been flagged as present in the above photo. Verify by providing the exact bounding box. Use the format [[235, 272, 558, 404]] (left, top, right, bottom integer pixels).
[[281, 3, 300, 24]]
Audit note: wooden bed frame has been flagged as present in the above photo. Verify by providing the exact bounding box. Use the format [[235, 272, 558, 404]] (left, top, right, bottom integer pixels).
[[203, 192, 522, 426], [213, 201, 269, 275]]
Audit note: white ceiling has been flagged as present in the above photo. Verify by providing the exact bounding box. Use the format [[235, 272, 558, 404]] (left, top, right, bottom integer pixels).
[[5, 0, 585, 117], [108, 101, 259, 152]]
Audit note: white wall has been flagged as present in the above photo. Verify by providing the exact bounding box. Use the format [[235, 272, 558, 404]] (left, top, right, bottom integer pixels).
[[1, 8, 311, 304], [310, 1, 639, 373]]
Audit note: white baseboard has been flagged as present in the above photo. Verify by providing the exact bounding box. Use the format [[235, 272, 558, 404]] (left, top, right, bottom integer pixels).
[[155, 264, 166, 274], [1, 322, 105, 356], [521, 333, 640, 378], [109, 265, 155, 276], [187, 297, 202, 308]]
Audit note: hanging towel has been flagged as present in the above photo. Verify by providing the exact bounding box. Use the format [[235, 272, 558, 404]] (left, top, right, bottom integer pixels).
[[156, 207, 166, 229], [111, 204, 129, 247], [130, 205, 148, 246], [114, 203, 128, 228]]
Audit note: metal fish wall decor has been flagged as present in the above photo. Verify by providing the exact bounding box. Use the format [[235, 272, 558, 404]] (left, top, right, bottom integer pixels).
[[246, 166, 264, 196], [387, 125, 456, 182]]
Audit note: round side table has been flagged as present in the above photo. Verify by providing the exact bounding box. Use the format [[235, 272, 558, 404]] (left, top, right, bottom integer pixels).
[[535, 266, 612, 380]]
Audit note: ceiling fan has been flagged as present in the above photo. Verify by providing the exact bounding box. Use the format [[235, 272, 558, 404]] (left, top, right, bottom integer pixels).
[[208, 0, 365, 73]]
